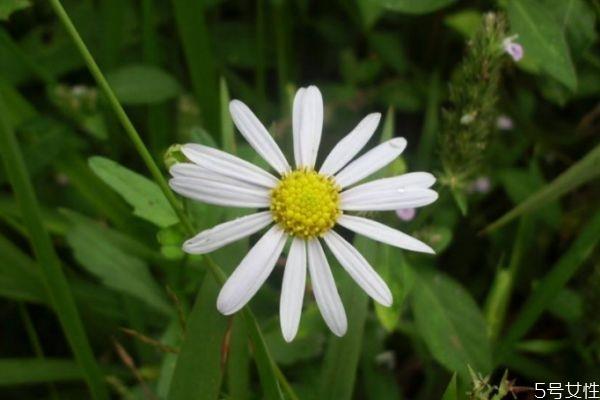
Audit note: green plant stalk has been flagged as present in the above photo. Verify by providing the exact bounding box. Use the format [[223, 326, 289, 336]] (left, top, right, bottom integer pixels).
[[0, 93, 108, 399], [255, 0, 267, 113], [47, 0, 193, 235], [484, 142, 600, 233], [48, 1, 296, 397], [497, 209, 600, 358]]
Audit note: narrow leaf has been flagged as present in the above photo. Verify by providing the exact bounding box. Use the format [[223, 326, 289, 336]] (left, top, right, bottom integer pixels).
[[0, 358, 83, 386], [106, 64, 181, 105], [484, 143, 600, 232]]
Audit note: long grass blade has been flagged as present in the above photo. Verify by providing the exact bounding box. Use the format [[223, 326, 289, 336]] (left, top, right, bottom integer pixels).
[[484, 142, 600, 232], [497, 209, 600, 357], [0, 93, 108, 399]]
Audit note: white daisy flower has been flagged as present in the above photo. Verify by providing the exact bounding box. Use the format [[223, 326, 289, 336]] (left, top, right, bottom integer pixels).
[[169, 86, 438, 342]]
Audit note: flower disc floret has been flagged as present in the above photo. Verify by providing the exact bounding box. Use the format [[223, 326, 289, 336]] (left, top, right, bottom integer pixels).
[[270, 169, 341, 238]]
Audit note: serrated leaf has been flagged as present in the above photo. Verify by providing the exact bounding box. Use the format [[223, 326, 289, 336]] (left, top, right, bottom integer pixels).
[[63, 211, 171, 314], [89, 156, 178, 228], [411, 267, 492, 379], [507, 0, 577, 90], [106, 64, 181, 105]]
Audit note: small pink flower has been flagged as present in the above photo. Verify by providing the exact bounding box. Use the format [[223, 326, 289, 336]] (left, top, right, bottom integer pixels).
[[396, 208, 416, 221], [502, 36, 523, 62], [468, 176, 491, 194], [496, 115, 514, 130]]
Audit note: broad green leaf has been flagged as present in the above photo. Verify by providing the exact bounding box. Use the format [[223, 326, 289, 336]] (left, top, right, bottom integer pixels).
[[0, 0, 30, 21], [441, 373, 458, 400], [89, 156, 178, 228], [319, 235, 373, 400], [507, 0, 577, 90], [485, 142, 600, 232], [106, 64, 181, 105], [376, 0, 457, 14], [227, 318, 251, 400], [168, 277, 229, 400], [498, 209, 600, 353], [411, 267, 492, 379], [0, 358, 82, 385], [63, 211, 171, 315]]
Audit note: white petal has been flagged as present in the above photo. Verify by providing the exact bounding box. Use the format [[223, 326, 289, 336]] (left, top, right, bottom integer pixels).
[[320, 113, 381, 176], [341, 187, 438, 211], [292, 87, 306, 167], [323, 231, 392, 306], [307, 238, 347, 336], [334, 138, 407, 188], [341, 172, 436, 203], [280, 238, 307, 342], [337, 214, 434, 254], [181, 144, 278, 188], [170, 163, 264, 190], [217, 226, 287, 315], [182, 211, 273, 254], [169, 177, 270, 208], [297, 86, 324, 168], [229, 100, 290, 174]]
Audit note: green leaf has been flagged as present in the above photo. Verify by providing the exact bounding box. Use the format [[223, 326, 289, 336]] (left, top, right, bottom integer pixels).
[[63, 210, 171, 315], [442, 373, 459, 400], [0, 0, 30, 21], [498, 209, 600, 354], [0, 358, 83, 385], [168, 278, 229, 400], [0, 91, 109, 399], [507, 0, 577, 90], [106, 64, 181, 105], [376, 0, 457, 14], [319, 235, 373, 400], [0, 233, 46, 303], [411, 267, 492, 379], [220, 77, 236, 154], [89, 156, 178, 228], [484, 142, 600, 232], [445, 10, 482, 38], [374, 246, 413, 331]]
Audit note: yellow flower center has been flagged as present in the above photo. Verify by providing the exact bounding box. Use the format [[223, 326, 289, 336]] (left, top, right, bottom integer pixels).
[[270, 169, 341, 238]]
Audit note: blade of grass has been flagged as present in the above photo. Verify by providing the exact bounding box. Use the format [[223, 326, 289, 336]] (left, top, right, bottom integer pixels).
[[0, 359, 84, 386], [0, 93, 108, 399], [417, 71, 440, 169], [220, 78, 236, 154], [319, 236, 372, 400], [47, 3, 296, 397], [167, 277, 228, 400], [496, 209, 600, 358], [483, 142, 600, 233], [227, 318, 250, 400], [255, 0, 267, 113], [171, 0, 220, 138]]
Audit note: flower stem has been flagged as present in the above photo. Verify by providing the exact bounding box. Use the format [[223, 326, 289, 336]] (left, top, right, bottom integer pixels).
[[0, 93, 109, 400], [47, 0, 194, 235], [47, 2, 296, 397]]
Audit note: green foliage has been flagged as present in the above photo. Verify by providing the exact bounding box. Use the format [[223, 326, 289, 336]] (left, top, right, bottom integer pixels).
[[411, 267, 493, 379], [89, 156, 178, 228], [506, 0, 577, 90], [1, 0, 598, 399], [106, 64, 181, 105], [0, 0, 30, 21]]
